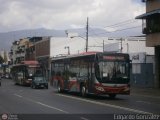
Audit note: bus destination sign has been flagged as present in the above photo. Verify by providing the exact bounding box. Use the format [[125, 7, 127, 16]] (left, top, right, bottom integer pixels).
[[103, 56, 125, 60]]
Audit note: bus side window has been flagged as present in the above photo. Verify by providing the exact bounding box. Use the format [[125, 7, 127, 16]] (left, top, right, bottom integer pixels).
[[70, 72, 77, 77], [56, 71, 61, 76]]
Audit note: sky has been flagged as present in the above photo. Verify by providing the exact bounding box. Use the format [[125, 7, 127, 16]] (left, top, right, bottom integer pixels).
[[0, 0, 145, 33]]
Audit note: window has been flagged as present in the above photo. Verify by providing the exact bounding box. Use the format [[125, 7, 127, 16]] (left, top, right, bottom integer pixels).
[[52, 63, 64, 76], [132, 64, 141, 74], [69, 60, 88, 77], [144, 15, 160, 34]]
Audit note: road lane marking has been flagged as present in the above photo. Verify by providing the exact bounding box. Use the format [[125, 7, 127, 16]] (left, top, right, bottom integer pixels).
[[136, 101, 151, 104], [80, 117, 89, 120], [14, 94, 23, 98], [136, 100, 160, 106], [36, 102, 69, 114], [56, 94, 153, 114], [13, 93, 69, 114]]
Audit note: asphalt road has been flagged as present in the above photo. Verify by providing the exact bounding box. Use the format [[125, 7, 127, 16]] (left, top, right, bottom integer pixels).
[[0, 79, 160, 120]]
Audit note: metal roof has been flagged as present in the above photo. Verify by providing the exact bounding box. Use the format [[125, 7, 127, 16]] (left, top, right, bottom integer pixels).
[[136, 9, 160, 19]]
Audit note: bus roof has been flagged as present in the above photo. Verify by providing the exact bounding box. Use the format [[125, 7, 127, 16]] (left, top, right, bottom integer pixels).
[[51, 51, 129, 61], [51, 51, 99, 61], [12, 61, 40, 68], [21, 61, 39, 65]]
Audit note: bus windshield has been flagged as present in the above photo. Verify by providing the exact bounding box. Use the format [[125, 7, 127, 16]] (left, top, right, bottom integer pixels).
[[28, 67, 43, 77], [96, 61, 129, 83]]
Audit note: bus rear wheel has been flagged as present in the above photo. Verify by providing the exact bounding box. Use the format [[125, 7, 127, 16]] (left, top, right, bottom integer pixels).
[[57, 83, 63, 93], [81, 85, 87, 97]]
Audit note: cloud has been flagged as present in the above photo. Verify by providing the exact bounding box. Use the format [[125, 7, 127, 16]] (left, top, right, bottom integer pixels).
[[0, 0, 145, 32]]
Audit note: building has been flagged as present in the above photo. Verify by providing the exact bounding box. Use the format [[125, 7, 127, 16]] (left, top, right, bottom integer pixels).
[[10, 37, 43, 64], [136, 0, 160, 88], [10, 39, 29, 64], [35, 37, 50, 71], [25, 37, 43, 61]]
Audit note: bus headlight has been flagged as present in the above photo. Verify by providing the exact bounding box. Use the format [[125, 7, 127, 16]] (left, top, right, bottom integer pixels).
[[95, 86, 105, 92]]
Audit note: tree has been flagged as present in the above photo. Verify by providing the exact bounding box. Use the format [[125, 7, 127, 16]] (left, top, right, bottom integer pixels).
[[3, 50, 8, 64], [0, 55, 4, 64]]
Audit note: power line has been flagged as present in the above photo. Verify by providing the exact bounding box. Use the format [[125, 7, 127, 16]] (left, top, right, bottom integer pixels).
[[104, 19, 137, 28], [80, 18, 138, 36], [88, 25, 141, 36]]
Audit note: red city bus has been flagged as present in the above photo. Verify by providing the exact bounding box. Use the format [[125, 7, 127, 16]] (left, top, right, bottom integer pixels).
[[11, 61, 41, 86], [51, 52, 131, 98]]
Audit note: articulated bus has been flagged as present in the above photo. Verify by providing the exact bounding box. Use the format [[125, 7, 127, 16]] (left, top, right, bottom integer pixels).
[[11, 61, 42, 86], [51, 52, 131, 98]]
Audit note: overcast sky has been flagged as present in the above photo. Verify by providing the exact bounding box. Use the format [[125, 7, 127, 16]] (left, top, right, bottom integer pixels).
[[0, 0, 145, 33]]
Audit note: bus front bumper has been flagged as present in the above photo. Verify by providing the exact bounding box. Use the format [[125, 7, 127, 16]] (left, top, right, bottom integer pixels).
[[94, 85, 130, 95]]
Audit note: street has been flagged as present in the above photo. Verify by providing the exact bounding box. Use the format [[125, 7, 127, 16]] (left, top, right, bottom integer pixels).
[[0, 79, 160, 120]]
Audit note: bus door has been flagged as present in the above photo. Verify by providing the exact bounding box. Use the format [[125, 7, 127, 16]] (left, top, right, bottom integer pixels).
[[64, 64, 69, 90], [88, 62, 94, 93]]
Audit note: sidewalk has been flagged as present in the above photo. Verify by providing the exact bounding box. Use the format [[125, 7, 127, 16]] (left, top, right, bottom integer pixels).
[[131, 87, 160, 97]]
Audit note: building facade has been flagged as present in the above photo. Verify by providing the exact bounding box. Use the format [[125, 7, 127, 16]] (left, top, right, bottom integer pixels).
[[136, 0, 160, 88], [10, 39, 29, 64], [10, 37, 43, 64], [35, 37, 50, 72]]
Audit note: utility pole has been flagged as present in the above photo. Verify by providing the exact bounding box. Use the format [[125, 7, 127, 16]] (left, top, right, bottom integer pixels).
[[86, 17, 89, 52], [34, 37, 36, 60], [103, 40, 104, 52]]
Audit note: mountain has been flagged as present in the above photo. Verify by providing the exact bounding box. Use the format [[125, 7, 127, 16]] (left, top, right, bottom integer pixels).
[[0, 28, 63, 51], [0, 27, 143, 51]]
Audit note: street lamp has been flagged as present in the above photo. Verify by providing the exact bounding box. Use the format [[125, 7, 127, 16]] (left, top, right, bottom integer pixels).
[[64, 46, 70, 55], [68, 17, 89, 52], [70, 36, 88, 52]]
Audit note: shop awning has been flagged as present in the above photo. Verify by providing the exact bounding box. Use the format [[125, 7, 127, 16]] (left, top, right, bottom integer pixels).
[[136, 9, 160, 19]]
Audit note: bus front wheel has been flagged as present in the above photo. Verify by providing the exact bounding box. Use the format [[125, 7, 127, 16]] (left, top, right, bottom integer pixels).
[[109, 94, 116, 99]]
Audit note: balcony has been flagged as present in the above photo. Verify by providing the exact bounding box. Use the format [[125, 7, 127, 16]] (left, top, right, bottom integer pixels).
[[136, 9, 160, 34]]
